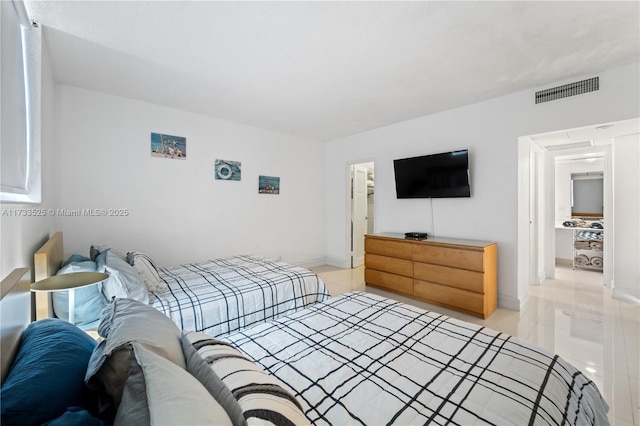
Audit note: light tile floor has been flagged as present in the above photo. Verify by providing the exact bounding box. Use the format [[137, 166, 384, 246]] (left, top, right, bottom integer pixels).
[[310, 264, 639, 426]]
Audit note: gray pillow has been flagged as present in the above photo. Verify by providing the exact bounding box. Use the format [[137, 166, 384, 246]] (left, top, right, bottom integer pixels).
[[115, 342, 231, 425], [181, 335, 247, 426], [126, 252, 168, 293], [85, 298, 185, 414]]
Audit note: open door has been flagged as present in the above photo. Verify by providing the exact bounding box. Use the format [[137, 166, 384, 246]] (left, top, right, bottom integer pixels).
[[351, 164, 368, 268]]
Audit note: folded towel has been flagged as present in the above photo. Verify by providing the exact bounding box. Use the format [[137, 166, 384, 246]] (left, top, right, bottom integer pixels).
[[574, 254, 590, 265], [563, 219, 585, 227], [576, 230, 603, 240], [589, 241, 604, 250], [574, 241, 591, 250], [590, 256, 603, 268]]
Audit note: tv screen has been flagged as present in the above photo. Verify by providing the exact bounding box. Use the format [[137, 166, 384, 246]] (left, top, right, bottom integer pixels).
[[394, 150, 470, 198]]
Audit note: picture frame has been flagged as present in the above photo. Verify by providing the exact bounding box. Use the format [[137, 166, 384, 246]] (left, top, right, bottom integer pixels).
[[258, 175, 280, 194]]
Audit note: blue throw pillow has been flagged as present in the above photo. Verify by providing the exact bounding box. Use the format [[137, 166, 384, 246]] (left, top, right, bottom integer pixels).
[[90, 245, 110, 271], [61, 254, 92, 268], [0, 319, 99, 426], [52, 259, 106, 330], [42, 407, 106, 426]]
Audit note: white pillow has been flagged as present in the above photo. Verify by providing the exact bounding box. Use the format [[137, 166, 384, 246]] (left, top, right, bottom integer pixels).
[[126, 252, 168, 293], [100, 250, 149, 304]]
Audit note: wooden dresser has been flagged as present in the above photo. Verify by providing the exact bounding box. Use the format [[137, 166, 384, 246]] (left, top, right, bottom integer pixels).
[[365, 233, 497, 319]]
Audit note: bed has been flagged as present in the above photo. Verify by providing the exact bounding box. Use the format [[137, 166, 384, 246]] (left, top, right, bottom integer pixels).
[[0, 268, 31, 383], [194, 291, 611, 425], [1, 270, 610, 425], [33, 232, 329, 336], [150, 255, 329, 336]]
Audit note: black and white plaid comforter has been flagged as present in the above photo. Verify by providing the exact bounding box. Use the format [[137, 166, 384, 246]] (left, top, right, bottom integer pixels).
[[221, 292, 609, 425], [151, 255, 329, 336]]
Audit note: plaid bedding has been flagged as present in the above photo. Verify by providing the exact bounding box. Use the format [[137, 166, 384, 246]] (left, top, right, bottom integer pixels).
[[151, 255, 328, 336], [222, 292, 609, 425]]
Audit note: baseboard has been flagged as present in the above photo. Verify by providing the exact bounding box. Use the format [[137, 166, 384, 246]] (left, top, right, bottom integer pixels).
[[498, 293, 523, 311], [611, 287, 640, 305], [295, 257, 328, 269], [325, 256, 350, 269]]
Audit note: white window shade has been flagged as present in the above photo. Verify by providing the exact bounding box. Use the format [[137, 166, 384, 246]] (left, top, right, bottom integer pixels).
[[1, 0, 41, 203]]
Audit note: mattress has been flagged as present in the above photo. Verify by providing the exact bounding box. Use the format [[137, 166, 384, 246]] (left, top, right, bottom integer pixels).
[[220, 292, 609, 425], [151, 255, 329, 336]]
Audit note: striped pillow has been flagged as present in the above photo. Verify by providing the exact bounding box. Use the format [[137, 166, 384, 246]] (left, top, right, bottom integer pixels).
[[126, 252, 168, 293], [186, 332, 310, 426]]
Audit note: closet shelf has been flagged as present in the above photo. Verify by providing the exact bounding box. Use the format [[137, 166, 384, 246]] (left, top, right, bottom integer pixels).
[[572, 228, 603, 271]]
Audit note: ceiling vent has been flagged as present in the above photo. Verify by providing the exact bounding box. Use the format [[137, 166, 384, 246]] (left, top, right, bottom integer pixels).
[[535, 77, 599, 104], [543, 141, 594, 151]]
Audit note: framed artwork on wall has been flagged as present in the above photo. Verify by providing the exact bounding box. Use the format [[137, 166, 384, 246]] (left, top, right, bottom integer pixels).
[[151, 132, 186, 159], [258, 175, 280, 194], [215, 159, 241, 180]]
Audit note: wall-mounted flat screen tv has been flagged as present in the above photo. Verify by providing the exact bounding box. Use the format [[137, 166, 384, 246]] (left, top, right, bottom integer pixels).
[[394, 149, 470, 198]]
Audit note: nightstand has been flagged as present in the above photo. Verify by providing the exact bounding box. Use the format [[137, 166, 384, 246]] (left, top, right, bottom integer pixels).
[[31, 272, 109, 324]]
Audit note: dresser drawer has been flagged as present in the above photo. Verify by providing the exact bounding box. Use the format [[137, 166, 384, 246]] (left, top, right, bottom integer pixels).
[[365, 237, 413, 260], [365, 269, 413, 294], [365, 253, 413, 278], [413, 244, 484, 271], [413, 262, 484, 293], [414, 280, 483, 314]]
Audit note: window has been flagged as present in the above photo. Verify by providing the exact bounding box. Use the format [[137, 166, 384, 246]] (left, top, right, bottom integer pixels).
[[1, 0, 41, 203]]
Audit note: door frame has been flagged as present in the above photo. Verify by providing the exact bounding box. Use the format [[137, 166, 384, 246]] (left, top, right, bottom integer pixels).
[[346, 159, 375, 269], [518, 125, 616, 309]]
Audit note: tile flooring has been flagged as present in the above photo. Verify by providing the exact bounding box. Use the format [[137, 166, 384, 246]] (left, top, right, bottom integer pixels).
[[310, 264, 639, 425]]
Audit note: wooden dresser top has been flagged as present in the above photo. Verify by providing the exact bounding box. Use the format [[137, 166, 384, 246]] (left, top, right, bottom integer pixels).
[[367, 233, 496, 249]]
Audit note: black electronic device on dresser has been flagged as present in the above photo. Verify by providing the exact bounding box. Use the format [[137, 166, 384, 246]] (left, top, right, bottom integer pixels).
[[404, 232, 428, 239]]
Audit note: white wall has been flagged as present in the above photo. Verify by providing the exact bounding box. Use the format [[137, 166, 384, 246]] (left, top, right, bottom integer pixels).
[[326, 62, 640, 309], [0, 40, 56, 280], [555, 229, 574, 261], [613, 133, 640, 302], [53, 86, 325, 267]]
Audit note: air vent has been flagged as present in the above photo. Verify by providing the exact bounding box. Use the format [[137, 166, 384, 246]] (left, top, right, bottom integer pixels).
[[543, 141, 593, 151], [535, 77, 599, 104]]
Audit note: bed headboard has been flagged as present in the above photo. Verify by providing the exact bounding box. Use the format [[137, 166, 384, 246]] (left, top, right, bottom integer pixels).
[[33, 231, 63, 320], [0, 267, 31, 383]]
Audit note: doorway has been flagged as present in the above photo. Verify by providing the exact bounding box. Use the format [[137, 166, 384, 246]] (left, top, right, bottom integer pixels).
[[350, 162, 374, 268], [519, 117, 640, 304], [523, 128, 612, 289], [554, 155, 606, 283]]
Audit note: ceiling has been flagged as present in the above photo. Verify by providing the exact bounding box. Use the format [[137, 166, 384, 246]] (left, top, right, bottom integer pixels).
[[530, 117, 640, 151], [24, 1, 640, 142]]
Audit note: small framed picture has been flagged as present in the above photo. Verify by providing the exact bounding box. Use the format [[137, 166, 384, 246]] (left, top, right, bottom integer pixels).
[[215, 159, 241, 181], [258, 175, 280, 194], [151, 132, 186, 159]]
